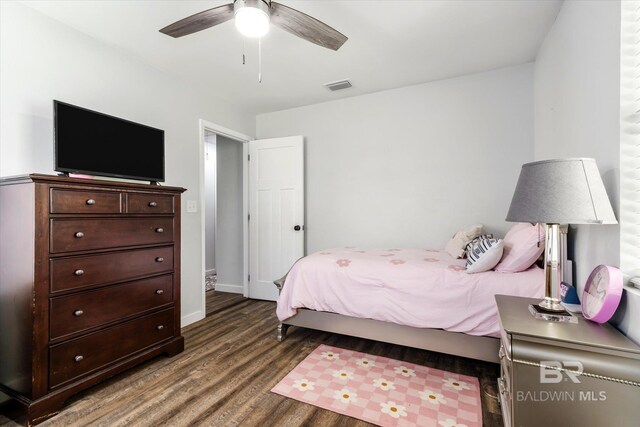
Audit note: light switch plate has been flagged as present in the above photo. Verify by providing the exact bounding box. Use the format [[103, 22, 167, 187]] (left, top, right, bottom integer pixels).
[[186, 200, 198, 213]]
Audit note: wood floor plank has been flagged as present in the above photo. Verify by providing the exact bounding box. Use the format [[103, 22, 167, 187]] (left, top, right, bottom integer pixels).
[[0, 291, 503, 427]]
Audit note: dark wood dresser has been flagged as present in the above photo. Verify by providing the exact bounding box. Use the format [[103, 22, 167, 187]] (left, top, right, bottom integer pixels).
[[0, 174, 186, 425]]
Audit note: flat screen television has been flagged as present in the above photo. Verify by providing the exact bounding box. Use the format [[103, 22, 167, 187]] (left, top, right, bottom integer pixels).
[[54, 100, 165, 183]]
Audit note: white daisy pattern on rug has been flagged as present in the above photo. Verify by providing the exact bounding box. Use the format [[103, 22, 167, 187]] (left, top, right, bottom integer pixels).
[[333, 388, 358, 404], [380, 401, 408, 419], [372, 378, 396, 391], [292, 379, 315, 392], [439, 418, 469, 427], [394, 366, 416, 377], [419, 389, 446, 405], [332, 370, 354, 381], [443, 378, 471, 391], [320, 351, 339, 361], [355, 357, 375, 368], [271, 344, 482, 427]]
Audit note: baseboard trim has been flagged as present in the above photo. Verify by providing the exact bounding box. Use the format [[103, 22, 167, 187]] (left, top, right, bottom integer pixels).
[[181, 310, 204, 327], [215, 283, 243, 294]]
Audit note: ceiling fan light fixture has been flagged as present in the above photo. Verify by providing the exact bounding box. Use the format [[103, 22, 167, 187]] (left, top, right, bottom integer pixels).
[[234, 0, 270, 38]]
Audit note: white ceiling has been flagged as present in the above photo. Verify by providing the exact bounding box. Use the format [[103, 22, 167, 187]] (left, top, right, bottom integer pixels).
[[23, 0, 562, 116]]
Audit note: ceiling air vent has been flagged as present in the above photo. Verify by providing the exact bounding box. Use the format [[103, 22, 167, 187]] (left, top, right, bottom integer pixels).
[[324, 79, 352, 92]]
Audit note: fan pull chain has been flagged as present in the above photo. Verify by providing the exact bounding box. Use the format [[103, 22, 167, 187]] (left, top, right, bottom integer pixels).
[[242, 39, 245, 65], [258, 38, 262, 83]]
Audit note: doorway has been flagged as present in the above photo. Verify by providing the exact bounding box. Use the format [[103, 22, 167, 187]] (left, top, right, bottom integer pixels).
[[200, 120, 251, 317]]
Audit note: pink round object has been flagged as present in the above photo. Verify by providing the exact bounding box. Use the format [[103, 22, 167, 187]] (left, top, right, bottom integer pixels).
[[581, 265, 623, 323]]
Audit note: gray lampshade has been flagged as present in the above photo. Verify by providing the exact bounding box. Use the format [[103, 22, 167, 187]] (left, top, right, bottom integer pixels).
[[506, 158, 617, 224]]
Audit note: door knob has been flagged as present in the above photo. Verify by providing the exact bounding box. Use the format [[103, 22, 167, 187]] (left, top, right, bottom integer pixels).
[[294, 225, 301, 231]]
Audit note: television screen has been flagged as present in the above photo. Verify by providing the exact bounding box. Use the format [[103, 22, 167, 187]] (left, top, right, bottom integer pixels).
[[54, 101, 165, 182]]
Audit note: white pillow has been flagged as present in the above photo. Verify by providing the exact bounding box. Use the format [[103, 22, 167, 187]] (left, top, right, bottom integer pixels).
[[444, 224, 484, 258], [465, 237, 504, 274]]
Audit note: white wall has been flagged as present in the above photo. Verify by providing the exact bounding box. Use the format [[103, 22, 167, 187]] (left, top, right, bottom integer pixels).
[[0, 2, 255, 326], [257, 64, 535, 254], [204, 133, 217, 274], [534, 0, 639, 343], [215, 136, 244, 292]]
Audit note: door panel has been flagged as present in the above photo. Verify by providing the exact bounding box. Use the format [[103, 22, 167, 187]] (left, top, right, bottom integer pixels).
[[249, 136, 304, 301]]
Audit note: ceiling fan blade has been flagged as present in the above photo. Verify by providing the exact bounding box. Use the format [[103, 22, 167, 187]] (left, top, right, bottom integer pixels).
[[160, 3, 235, 38], [270, 2, 348, 51]]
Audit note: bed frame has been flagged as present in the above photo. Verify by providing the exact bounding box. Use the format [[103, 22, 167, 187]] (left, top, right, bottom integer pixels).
[[273, 279, 500, 363], [274, 227, 569, 364]]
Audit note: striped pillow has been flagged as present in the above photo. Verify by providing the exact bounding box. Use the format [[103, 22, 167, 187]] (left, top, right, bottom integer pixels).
[[465, 236, 504, 274]]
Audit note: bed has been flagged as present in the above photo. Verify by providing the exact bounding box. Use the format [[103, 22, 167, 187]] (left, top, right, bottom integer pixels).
[[275, 247, 545, 363]]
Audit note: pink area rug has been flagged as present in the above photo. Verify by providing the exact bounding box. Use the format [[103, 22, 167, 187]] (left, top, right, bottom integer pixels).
[[271, 344, 481, 427]]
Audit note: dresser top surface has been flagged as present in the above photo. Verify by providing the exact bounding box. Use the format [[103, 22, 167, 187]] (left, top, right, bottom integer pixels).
[[0, 174, 185, 193], [495, 294, 640, 354]]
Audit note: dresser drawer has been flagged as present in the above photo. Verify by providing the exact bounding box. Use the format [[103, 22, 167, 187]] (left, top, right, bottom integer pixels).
[[51, 189, 122, 214], [127, 193, 174, 214], [49, 308, 174, 388], [50, 246, 173, 293], [50, 218, 174, 253], [50, 275, 173, 340]]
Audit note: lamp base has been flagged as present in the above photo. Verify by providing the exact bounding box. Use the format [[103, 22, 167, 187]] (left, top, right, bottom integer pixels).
[[538, 297, 565, 311]]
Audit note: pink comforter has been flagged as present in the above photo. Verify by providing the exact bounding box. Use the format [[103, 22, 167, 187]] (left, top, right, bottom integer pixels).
[[277, 248, 544, 337]]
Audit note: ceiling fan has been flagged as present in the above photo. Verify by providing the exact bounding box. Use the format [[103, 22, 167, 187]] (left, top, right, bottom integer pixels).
[[160, 0, 348, 51]]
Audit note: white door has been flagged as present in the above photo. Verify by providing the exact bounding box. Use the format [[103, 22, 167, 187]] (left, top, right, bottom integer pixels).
[[249, 136, 304, 300]]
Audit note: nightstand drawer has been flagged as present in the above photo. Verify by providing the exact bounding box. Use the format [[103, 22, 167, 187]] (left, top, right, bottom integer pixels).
[[49, 308, 174, 388], [50, 218, 174, 253], [127, 193, 174, 214], [50, 275, 174, 340], [50, 246, 173, 292], [50, 189, 122, 214]]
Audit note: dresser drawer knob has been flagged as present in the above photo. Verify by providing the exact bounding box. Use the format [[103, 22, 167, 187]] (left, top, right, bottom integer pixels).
[[155, 289, 164, 295], [86, 199, 96, 206], [149, 201, 158, 207], [74, 355, 84, 363], [156, 325, 164, 331], [155, 257, 164, 263], [155, 228, 164, 233], [74, 269, 85, 276], [74, 231, 84, 238], [74, 310, 84, 317]]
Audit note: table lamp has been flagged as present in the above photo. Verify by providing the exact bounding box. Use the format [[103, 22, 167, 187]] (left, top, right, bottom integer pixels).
[[506, 158, 617, 312]]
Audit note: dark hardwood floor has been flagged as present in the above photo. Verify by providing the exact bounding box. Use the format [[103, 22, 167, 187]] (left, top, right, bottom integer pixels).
[[1, 291, 503, 426]]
